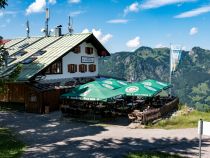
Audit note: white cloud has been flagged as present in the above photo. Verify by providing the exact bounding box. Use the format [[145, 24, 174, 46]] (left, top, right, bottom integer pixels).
[[155, 43, 166, 48], [107, 19, 128, 24], [182, 46, 187, 50], [70, 10, 84, 17], [0, 11, 17, 17], [26, 0, 46, 15], [82, 28, 89, 33], [141, 0, 196, 9], [82, 28, 113, 44], [0, 11, 3, 17], [49, 0, 56, 4], [69, 0, 80, 4], [126, 36, 140, 48], [175, 5, 210, 18], [124, 2, 140, 15], [100, 34, 113, 44], [189, 27, 198, 35]]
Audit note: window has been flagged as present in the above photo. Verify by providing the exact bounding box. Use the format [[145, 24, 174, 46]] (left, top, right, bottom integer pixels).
[[45, 60, 62, 74], [12, 51, 27, 57], [89, 64, 96, 72], [32, 50, 46, 56], [18, 43, 29, 48], [21, 57, 37, 64], [7, 57, 16, 64], [30, 95, 37, 102], [79, 64, 87, 73], [85, 47, 93, 55], [68, 64, 77, 73], [73, 46, 81, 54]]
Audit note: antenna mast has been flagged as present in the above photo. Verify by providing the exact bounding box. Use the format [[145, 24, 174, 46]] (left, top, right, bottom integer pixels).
[[68, 16, 74, 35], [45, 8, 50, 37], [26, 20, 30, 38]]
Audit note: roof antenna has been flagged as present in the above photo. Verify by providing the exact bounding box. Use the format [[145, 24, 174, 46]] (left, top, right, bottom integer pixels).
[[26, 20, 30, 38], [45, 8, 50, 37], [68, 16, 74, 35]]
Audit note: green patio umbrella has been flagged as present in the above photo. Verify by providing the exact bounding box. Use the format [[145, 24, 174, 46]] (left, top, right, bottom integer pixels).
[[140, 79, 172, 90], [115, 82, 161, 97], [61, 81, 123, 101], [99, 78, 128, 90]]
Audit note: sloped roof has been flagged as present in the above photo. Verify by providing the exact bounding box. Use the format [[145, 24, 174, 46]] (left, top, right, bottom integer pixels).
[[4, 38, 24, 48], [9, 36, 61, 66], [7, 37, 42, 56], [1, 33, 110, 81]]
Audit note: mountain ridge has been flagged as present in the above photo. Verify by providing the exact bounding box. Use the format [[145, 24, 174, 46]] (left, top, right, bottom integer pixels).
[[99, 46, 210, 111]]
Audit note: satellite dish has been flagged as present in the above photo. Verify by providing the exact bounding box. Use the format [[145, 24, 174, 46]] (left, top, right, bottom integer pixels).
[[41, 28, 45, 33]]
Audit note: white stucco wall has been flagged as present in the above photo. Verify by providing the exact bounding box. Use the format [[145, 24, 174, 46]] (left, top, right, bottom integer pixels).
[[44, 42, 99, 80]]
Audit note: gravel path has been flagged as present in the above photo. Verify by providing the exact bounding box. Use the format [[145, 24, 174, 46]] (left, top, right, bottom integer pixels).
[[0, 111, 210, 158]]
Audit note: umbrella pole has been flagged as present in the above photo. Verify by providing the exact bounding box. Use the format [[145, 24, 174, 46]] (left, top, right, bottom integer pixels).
[[123, 96, 125, 110], [132, 96, 134, 107], [93, 102, 96, 121]]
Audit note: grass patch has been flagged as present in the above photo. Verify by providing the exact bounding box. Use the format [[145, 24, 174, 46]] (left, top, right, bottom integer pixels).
[[0, 128, 25, 158], [125, 152, 183, 158], [150, 106, 210, 129]]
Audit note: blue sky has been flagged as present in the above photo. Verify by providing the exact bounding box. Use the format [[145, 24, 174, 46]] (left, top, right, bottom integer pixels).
[[1, 0, 210, 53]]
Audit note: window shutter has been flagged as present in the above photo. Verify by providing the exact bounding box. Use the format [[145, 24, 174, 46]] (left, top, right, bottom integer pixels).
[[89, 64, 96, 72], [79, 64, 87, 73], [68, 64, 77, 73], [85, 47, 93, 55]]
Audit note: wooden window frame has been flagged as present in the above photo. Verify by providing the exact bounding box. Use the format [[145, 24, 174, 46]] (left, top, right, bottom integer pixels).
[[88, 64, 96, 72], [33, 50, 47, 56], [79, 64, 87, 73], [12, 51, 27, 57], [68, 64, 77, 73], [73, 46, 81, 54], [45, 59, 63, 75], [85, 47, 94, 55]]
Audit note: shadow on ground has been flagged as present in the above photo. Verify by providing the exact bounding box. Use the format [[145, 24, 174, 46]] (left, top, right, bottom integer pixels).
[[0, 111, 209, 158]]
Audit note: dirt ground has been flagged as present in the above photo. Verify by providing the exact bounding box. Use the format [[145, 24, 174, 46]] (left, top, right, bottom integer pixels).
[[0, 111, 210, 158]]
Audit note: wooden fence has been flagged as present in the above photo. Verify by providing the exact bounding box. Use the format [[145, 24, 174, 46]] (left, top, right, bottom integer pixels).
[[141, 97, 179, 124]]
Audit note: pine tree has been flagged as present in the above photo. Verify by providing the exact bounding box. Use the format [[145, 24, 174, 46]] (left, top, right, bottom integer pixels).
[[0, 0, 7, 8]]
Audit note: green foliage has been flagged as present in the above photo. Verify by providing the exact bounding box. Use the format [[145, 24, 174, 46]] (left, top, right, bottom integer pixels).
[[0, 0, 7, 8], [192, 82, 209, 95], [0, 128, 25, 158], [191, 95, 204, 102], [0, 37, 22, 93], [125, 152, 182, 158], [151, 107, 210, 129], [195, 103, 210, 112], [8, 64, 23, 81]]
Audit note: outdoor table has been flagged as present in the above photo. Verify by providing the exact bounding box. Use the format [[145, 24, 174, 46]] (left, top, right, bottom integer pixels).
[[61, 105, 69, 108], [135, 100, 145, 103], [96, 105, 106, 108], [116, 98, 124, 101], [127, 102, 138, 106]]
